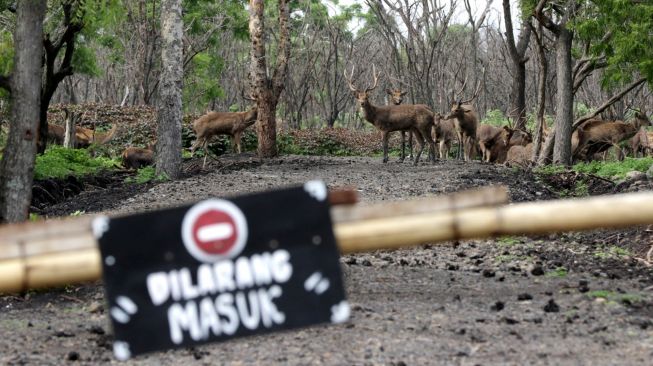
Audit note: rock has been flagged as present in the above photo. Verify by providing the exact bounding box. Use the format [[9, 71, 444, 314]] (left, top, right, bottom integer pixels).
[[647, 165, 653, 180], [531, 265, 545, 276], [627, 170, 647, 181], [490, 301, 505, 312], [482, 269, 495, 278], [67, 351, 80, 361], [578, 279, 590, 293], [517, 293, 533, 301], [87, 302, 103, 314], [88, 325, 105, 335], [543, 299, 560, 313]]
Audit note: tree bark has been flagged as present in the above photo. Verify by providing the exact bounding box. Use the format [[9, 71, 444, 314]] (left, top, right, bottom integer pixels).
[[502, 0, 531, 130], [531, 22, 547, 163], [155, 0, 183, 179], [0, 0, 46, 223], [249, 0, 290, 158], [552, 28, 574, 166]]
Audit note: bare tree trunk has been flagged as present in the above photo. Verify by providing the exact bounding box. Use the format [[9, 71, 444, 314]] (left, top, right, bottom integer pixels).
[[502, 0, 531, 130], [0, 0, 46, 223], [552, 29, 574, 166], [249, 0, 290, 158], [63, 108, 77, 148], [156, 0, 183, 179], [531, 22, 547, 163]]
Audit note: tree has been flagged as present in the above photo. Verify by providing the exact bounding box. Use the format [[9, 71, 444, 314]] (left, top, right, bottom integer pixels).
[[156, 0, 183, 179], [502, 0, 531, 130], [249, 0, 290, 158], [0, 0, 46, 223], [533, 0, 579, 166]]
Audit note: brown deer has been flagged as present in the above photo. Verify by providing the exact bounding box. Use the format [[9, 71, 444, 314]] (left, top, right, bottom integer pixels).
[[477, 124, 513, 163], [573, 111, 651, 162], [627, 127, 650, 158], [190, 103, 258, 168], [445, 82, 481, 161], [386, 88, 412, 162], [506, 143, 534, 168], [345, 65, 436, 165], [46, 123, 117, 148], [432, 113, 457, 160], [122, 146, 154, 170]]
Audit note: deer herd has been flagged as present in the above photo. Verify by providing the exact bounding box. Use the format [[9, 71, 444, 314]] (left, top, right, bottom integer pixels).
[[44, 65, 651, 171]]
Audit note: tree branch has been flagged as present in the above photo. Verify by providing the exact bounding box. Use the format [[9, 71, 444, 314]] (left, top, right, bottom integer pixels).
[[573, 77, 646, 127]]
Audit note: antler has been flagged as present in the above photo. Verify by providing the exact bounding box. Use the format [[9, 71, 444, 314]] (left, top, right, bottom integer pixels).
[[460, 80, 482, 105], [344, 65, 358, 92], [454, 75, 468, 103], [241, 90, 256, 102], [365, 64, 380, 93]]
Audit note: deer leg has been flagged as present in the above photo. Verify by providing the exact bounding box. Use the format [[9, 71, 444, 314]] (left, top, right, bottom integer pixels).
[[457, 131, 464, 160], [408, 131, 414, 160], [400, 131, 406, 162], [234, 132, 242, 154], [202, 141, 209, 169], [412, 129, 425, 166], [421, 126, 436, 163], [382, 131, 390, 163]]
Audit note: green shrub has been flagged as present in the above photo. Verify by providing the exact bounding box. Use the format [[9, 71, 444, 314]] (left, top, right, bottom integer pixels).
[[572, 157, 653, 179], [482, 109, 509, 126], [125, 166, 169, 184], [34, 146, 119, 180]]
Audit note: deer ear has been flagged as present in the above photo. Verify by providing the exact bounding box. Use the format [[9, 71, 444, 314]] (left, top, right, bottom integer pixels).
[[385, 88, 392, 94], [401, 91, 408, 96]]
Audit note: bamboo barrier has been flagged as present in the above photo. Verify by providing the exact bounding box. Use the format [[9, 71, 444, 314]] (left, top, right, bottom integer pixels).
[[2, 188, 653, 294]]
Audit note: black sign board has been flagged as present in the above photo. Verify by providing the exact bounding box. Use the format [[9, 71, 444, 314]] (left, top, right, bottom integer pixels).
[[96, 181, 348, 360]]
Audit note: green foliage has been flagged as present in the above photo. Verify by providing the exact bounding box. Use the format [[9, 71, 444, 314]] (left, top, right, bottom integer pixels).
[[594, 245, 631, 259], [574, 102, 593, 119], [482, 109, 509, 127], [34, 146, 119, 180], [546, 267, 568, 278], [534, 164, 568, 175], [125, 166, 168, 184], [572, 157, 653, 179], [587, 290, 643, 305], [573, 0, 653, 87]]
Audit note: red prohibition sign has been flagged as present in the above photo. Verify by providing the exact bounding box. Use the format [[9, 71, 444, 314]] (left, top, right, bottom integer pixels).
[[181, 199, 248, 262]]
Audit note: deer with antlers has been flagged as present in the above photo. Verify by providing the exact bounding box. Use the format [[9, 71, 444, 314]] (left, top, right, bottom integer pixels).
[[445, 81, 481, 161], [572, 110, 651, 162], [345, 65, 436, 165], [190, 95, 258, 168]]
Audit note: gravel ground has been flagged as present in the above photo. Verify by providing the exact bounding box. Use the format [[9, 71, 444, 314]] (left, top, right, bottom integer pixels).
[[2, 154, 653, 365]]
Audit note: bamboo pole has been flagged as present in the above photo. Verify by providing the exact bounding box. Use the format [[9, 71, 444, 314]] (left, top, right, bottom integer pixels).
[[2, 189, 653, 294], [335, 191, 653, 253], [330, 185, 508, 223]]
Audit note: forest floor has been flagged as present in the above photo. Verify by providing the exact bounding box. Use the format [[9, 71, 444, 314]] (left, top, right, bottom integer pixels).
[[2, 154, 653, 365]]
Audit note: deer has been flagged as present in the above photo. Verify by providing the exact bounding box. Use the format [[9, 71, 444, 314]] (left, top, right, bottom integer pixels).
[[189, 99, 258, 168], [345, 65, 436, 165], [122, 145, 154, 170], [432, 113, 458, 160], [385, 87, 412, 162], [477, 124, 514, 163], [445, 81, 481, 162], [506, 143, 534, 168], [46, 122, 117, 148], [572, 110, 651, 162], [627, 127, 650, 158]]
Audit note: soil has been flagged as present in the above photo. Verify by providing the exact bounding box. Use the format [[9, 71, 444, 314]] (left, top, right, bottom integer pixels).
[[2, 154, 653, 365]]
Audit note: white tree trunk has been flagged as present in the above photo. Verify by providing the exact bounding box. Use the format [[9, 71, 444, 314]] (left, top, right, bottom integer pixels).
[[156, 0, 183, 178]]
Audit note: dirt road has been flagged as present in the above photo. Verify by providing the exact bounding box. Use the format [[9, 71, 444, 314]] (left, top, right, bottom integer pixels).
[[2, 155, 652, 365]]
